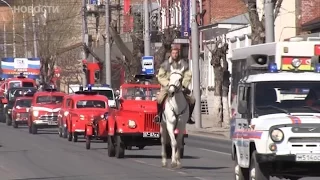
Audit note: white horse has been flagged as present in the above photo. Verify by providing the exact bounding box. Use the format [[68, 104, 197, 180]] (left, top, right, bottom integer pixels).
[[160, 66, 189, 168]]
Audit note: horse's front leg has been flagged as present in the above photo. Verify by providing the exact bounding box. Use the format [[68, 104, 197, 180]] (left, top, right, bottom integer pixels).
[[167, 120, 177, 168], [160, 124, 167, 167]]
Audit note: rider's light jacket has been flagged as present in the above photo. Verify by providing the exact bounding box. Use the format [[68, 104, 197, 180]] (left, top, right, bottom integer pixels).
[[157, 57, 192, 89]]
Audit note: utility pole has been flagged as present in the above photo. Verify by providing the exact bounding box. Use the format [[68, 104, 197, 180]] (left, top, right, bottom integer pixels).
[[265, 0, 275, 43], [82, 0, 88, 86], [23, 12, 27, 57], [191, 0, 202, 128], [143, 0, 151, 56], [105, 0, 111, 85], [32, 0, 38, 57], [3, 23, 7, 57]]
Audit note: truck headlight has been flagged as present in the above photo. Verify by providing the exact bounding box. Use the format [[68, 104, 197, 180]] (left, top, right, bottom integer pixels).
[[128, 120, 136, 128], [271, 129, 284, 142], [33, 111, 39, 117]]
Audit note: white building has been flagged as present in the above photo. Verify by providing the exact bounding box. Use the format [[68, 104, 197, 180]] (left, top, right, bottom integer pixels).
[[198, 0, 298, 113]]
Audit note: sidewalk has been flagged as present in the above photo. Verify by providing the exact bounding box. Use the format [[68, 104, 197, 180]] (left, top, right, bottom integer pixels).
[[186, 115, 230, 140]]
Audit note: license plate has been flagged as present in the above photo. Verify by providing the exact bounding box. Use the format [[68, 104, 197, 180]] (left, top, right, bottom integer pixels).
[[48, 121, 57, 125], [296, 154, 320, 162], [143, 132, 160, 138]]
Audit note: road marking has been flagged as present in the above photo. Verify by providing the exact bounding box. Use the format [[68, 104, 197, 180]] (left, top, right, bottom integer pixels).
[[177, 171, 187, 175], [198, 148, 229, 156], [194, 177, 208, 180], [131, 159, 203, 180]]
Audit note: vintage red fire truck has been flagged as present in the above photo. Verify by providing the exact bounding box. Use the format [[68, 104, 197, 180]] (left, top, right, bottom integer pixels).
[[11, 95, 33, 128], [0, 74, 36, 122], [28, 88, 65, 134], [59, 86, 110, 144], [107, 75, 188, 158]]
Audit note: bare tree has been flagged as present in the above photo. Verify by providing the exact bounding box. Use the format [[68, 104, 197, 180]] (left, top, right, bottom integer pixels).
[[109, 7, 177, 82], [246, 0, 283, 44], [18, 0, 81, 85], [206, 35, 230, 127]]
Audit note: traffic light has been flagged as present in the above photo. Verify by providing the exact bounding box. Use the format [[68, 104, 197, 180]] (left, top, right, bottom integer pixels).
[[83, 64, 87, 72]]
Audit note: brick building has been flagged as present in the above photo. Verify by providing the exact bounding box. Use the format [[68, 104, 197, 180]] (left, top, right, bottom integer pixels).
[[300, 0, 320, 33]]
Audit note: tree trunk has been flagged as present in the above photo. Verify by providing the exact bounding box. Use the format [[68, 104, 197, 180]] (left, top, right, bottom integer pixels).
[[213, 66, 223, 127], [222, 72, 230, 127]]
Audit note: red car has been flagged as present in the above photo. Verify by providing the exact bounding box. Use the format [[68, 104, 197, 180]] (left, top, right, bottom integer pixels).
[[28, 89, 65, 134], [11, 96, 33, 128], [61, 90, 110, 144], [107, 82, 188, 158]]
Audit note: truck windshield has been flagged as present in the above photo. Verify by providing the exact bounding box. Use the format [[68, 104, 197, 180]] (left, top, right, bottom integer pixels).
[[255, 81, 320, 116], [76, 100, 106, 108], [123, 87, 160, 100], [16, 99, 32, 107], [36, 96, 63, 104], [92, 90, 114, 100], [8, 89, 36, 101]]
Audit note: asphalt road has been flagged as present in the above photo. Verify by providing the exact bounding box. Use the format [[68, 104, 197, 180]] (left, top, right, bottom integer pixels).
[[0, 123, 317, 180]]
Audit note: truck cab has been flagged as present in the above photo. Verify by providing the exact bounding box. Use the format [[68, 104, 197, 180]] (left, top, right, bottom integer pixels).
[[231, 54, 320, 179]]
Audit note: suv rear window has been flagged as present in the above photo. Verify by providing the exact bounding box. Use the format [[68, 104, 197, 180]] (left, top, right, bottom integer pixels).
[[93, 90, 114, 100]]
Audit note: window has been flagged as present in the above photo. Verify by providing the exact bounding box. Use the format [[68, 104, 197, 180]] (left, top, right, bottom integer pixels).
[[8, 89, 36, 101], [238, 86, 245, 101], [93, 90, 114, 100], [76, 100, 106, 108], [66, 99, 72, 108], [9, 82, 21, 88], [22, 82, 34, 87], [94, 70, 100, 83], [255, 81, 320, 116], [36, 96, 64, 104], [16, 99, 32, 107]]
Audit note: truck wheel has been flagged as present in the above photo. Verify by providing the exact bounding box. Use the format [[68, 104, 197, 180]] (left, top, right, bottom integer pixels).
[[115, 135, 125, 158], [234, 153, 249, 180], [250, 151, 270, 180], [12, 121, 18, 128], [31, 124, 37, 134], [107, 136, 115, 157], [6, 114, 11, 126], [72, 132, 78, 142], [62, 126, 68, 138], [86, 136, 91, 149], [138, 145, 145, 150], [67, 131, 72, 141]]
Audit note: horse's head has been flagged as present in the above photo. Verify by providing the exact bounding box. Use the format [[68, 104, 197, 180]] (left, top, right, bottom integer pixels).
[[168, 66, 184, 97]]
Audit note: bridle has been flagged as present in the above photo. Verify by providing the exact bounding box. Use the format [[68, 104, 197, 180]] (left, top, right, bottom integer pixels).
[[168, 72, 183, 95]]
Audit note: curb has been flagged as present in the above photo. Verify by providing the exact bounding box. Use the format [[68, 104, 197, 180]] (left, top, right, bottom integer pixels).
[[187, 130, 230, 140]]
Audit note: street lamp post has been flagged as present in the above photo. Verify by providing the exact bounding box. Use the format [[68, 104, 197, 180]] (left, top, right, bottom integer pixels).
[[1, 0, 16, 57]]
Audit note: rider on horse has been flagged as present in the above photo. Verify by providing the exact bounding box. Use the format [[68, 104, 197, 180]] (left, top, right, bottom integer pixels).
[[153, 46, 195, 124]]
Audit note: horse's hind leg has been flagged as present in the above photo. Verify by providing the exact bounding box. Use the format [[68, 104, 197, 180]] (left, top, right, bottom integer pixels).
[[160, 125, 167, 167]]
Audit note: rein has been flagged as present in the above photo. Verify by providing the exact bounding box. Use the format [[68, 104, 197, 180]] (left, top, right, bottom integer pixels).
[[165, 70, 188, 130]]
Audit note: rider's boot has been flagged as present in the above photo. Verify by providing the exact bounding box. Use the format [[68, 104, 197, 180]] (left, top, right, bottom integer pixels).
[[153, 102, 162, 123], [187, 103, 195, 124]]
